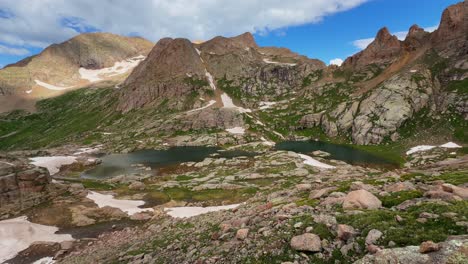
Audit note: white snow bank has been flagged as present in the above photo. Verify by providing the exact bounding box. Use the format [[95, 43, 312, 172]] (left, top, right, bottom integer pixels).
[[298, 154, 335, 169], [195, 48, 201, 55], [263, 58, 296, 66], [164, 204, 241, 218], [205, 71, 216, 90], [406, 145, 436, 155], [272, 131, 285, 139], [406, 142, 463, 155], [440, 142, 462, 148], [26, 89, 33, 94], [187, 100, 217, 113], [259, 101, 277, 110], [0, 216, 73, 263], [261, 137, 275, 146], [29, 156, 77, 175], [87, 191, 153, 216], [34, 80, 73, 91], [79, 55, 145, 82], [32, 257, 55, 264], [226, 127, 245, 135], [220, 93, 252, 113]]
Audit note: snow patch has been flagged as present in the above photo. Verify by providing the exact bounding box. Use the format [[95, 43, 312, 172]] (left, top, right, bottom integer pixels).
[[406, 142, 463, 155], [226, 127, 245, 135], [34, 80, 73, 91], [263, 58, 296, 66], [255, 120, 265, 126], [261, 137, 275, 146], [32, 257, 55, 264], [26, 89, 33, 94], [86, 191, 153, 216], [298, 154, 335, 169], [29, 156, 77, 175], [79, 55, 145, 82], [259, 101, 277, 110], [220, 93, 252, 113], [440, 142, 462, 148], [205, 70, 216, 90], [187, 100, 216, 113], [0, 216, 73, 263], [272, 131, 285, 139], [164, 204, 241, 218], [195, 48, 201, 55]]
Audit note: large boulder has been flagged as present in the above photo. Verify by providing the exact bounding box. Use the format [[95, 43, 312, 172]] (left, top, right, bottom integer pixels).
[[290, 233, 322, 252], [343, 190, 382, 210]]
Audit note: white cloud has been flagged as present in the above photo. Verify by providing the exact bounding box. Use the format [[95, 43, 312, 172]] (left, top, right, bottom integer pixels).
[[352, 25, 438, 50], [0, 44, 29, 55], [0, 0, 369, 49], [329, 58, 343, 66]]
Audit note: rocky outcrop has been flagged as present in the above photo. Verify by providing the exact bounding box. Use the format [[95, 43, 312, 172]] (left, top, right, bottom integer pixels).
[[0, 160, 52, 218], [343, 27, 402, 69], [431, 1, 468, 52], [118, 38, 206, 112]]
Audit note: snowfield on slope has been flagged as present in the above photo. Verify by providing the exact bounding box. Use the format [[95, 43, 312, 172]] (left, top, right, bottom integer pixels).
[[221, 93, 252, 113], [29, 156, 77, 175], [34, 80, 74, 91], [225, 127, 245, 135], [79, 55, 145, 82], [87, 191, 154, 215], [406, 142, 462, 155], [298, 154, 335, 169], [0, 216, 73, 263]]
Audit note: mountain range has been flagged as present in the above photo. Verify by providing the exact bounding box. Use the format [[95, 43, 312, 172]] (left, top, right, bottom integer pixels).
[[0, 1, 466, 149]]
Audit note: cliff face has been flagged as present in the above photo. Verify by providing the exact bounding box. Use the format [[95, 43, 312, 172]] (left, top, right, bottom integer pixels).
[[0, 160, 52, 218]]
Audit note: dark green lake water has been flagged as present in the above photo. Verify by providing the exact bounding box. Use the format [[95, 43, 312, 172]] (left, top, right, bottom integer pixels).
[[275, 141, 398, 168], [82, 146, 255, 179]]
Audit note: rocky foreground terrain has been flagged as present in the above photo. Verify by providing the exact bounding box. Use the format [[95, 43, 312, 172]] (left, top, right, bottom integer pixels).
[[0, 1, 466, 264], [1, 142, 466, 264]]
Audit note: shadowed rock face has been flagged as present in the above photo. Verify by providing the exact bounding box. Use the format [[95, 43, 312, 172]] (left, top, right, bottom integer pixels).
[[343, 27, 402, 69], [403, 25, 430, 51]]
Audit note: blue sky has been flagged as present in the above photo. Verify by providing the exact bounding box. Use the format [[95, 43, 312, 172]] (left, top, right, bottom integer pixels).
[[0, 0, 461, 68]]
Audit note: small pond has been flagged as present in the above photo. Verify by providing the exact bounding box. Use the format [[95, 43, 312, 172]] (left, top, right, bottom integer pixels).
[[275, 140, 399, 168], [82, 146, 256, 179]]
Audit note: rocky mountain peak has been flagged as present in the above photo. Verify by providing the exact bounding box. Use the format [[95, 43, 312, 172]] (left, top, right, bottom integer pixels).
[[230, 32, 258, 48], [374, 27, 401, 49], [119, 37, 206, 112], [431, 1, 467, 50], [403, 24, 429, 51], [199, 32, 258, 54], [408, 24, 425, 36], [342, 27, 401, 69]]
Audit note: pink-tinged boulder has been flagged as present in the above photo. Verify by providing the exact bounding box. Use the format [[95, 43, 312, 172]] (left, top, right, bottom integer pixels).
[[441, 184, 468, 200], [343, 190, 382, 210], [290, 233, 322, 252]]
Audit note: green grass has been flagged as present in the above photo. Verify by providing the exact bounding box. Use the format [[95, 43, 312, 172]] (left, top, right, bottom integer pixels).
[[379, 190, 423, 208], [337, 201, 468, 247], [0, 87, 117, 150], [163, 187, 257, 204]]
